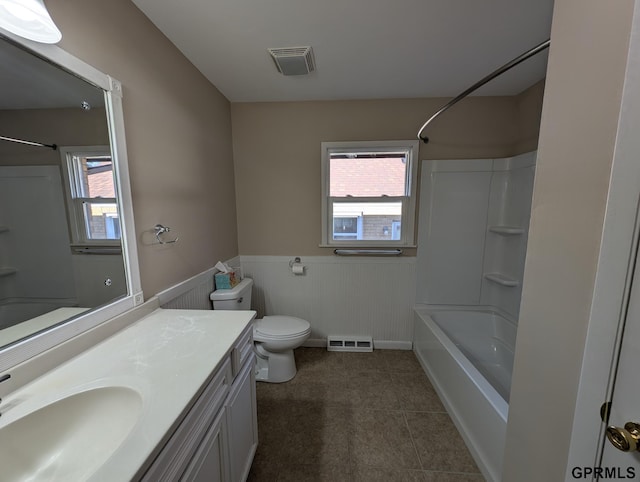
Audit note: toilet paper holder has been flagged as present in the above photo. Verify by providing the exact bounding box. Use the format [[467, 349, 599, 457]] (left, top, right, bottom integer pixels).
[[288, 257, 301, 268], [289, 257, 305, 275]]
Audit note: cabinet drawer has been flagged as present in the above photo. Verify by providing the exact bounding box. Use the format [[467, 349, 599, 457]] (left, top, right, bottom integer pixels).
[[231, 325, 254, 377]]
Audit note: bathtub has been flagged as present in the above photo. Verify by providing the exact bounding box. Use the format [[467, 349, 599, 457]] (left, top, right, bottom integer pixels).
[[413, 305, 516, 482]]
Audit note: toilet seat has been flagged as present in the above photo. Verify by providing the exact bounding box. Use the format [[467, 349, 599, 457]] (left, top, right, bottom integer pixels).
[[254, 316, 311, 340]]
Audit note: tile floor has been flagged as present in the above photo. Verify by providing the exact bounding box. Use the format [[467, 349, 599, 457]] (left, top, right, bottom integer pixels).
[[248, 347, 485, 481]]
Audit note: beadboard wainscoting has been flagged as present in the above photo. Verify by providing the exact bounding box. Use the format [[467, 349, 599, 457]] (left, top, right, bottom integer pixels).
[[158, 256, 240, 310], [240, 255, 417, 349]]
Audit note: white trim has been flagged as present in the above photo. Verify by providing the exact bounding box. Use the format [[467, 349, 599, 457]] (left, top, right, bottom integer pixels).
[[0, 34, 142, 374], [565, 0, 640, 472], [106, 76, 142, 304], [332, 199, 403, 216]]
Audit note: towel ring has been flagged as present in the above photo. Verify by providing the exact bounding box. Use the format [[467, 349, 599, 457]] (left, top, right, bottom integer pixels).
[[154, 224, 179, 244]]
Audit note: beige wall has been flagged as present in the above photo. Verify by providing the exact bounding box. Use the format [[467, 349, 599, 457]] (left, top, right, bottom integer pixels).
[[231, 91, 543, 256], [45, 0, 238, 297], [514, 80, 546, 154], [503, 0, 635, 480]]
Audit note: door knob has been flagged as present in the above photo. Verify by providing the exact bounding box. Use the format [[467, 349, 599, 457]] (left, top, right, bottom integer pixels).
[[606, 422, 640, 452]]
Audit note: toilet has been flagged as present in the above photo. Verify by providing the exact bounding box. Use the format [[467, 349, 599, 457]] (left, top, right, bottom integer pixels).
[[210, 277, 311, 383]]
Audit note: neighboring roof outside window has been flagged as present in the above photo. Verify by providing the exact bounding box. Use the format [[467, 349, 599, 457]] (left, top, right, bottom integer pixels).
[[329, 157, 406, 197]]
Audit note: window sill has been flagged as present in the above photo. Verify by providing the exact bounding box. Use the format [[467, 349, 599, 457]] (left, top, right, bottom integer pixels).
[[70, 245, 122, 255]]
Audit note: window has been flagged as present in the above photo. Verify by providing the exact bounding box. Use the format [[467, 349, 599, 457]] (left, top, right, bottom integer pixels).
[[321, 140, 419, 247], [60, 146, 121, 247]]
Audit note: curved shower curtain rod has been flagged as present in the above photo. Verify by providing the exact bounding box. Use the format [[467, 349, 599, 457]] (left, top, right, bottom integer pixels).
[[417, 39, 551, 144], [0, 135, 57, 150]]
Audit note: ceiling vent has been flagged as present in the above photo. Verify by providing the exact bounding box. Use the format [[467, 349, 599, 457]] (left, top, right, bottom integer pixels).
[[268, 46, 315, 76]]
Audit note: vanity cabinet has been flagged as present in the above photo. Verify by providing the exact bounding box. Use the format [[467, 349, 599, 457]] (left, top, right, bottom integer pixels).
[[225, 360, 258, 481], [142, 324, 258, 482], [181, 409, 228, 482]]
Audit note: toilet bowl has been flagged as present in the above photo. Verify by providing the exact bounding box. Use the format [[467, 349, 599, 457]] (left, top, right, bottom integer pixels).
[[253, 315, 311, 382], [210, 277, 311, 383]]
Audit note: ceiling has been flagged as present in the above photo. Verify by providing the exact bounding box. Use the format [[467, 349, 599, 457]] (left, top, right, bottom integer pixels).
[[131, 0, 555, 103]]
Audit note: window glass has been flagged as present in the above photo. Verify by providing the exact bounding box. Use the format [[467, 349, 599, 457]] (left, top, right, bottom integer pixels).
[[329, 155, 407, 196], [71, 155, 119, 242], [331, 201, 402, 242], [82, 158, 116, 198], [81, 201, 120, 240], [333, 217, 358, 237]]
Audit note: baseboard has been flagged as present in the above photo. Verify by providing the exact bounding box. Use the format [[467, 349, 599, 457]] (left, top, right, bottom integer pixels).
[[303, 338, 412, 350], [303, 338, 327, 348], [374, 340, 413, 350]]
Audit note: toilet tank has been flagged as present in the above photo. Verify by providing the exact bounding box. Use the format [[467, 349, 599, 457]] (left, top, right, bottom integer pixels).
[[210, 277, 253, 310]]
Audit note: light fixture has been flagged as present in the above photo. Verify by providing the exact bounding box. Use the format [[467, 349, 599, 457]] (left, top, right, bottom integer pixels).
[[0, 0, 61, 44]]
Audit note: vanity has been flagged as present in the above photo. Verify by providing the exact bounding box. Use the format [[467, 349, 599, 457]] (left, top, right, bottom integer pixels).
[[0, 15, 259, 482], [0, 307, 258, 481]]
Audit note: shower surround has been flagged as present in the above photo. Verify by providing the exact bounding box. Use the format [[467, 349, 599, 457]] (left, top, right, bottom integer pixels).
[[413, 151, 536, 481]]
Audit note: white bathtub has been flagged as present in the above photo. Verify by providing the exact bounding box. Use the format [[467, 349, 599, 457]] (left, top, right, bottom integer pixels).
[[413, 305, 517, 482]]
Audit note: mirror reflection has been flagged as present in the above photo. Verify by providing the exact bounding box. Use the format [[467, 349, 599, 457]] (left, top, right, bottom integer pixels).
[[0, 37, 127, 347]]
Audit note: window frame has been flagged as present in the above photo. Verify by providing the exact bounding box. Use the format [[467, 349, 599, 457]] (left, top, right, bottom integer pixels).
[[320, 140, 420, 248], [59, 145, 121, 248]]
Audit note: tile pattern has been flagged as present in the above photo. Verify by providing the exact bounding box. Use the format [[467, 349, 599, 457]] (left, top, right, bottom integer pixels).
[[248, 348, 484, 481]]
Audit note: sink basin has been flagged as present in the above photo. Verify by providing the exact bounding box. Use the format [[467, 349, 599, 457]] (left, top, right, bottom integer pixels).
[[0, 386, 143, 481]]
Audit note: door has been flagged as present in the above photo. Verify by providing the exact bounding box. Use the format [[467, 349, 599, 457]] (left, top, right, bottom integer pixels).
[[600, 236, 640, 478], [180, 409, 229, 482], [225, 358, 258, 482]]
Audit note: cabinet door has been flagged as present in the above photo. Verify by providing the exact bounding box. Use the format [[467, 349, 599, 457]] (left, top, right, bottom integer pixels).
[[226, 356, 258, 482], [141, 360, 231, 481], [181, 409, 229, 482]]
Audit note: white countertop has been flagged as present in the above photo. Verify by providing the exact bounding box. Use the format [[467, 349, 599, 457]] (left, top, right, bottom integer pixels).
[[0, 307, 256, 481]]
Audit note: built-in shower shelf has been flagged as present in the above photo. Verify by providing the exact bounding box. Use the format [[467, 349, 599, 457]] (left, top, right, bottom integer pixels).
[[0, 267, 17, 277], [488, 226, 524, 235], [0, 226, 8, 233], [484, 273, 519, 287]]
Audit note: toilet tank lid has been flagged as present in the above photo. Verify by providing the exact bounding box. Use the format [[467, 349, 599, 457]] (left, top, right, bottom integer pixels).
[[210, 277, 253, 301]]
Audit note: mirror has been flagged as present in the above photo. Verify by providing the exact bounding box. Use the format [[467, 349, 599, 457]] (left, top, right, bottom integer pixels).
[[0, 33, 141, 365]]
